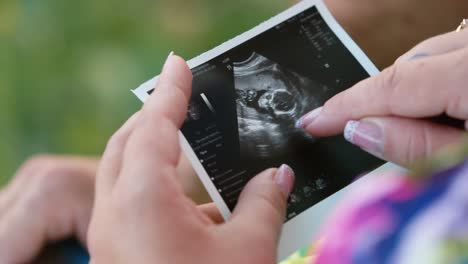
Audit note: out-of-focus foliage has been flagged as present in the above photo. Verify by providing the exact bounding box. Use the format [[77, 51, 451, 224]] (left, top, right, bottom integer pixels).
[[0, 0, 289, 185]]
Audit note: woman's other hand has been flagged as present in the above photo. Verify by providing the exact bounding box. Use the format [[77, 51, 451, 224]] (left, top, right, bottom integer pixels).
[[0, 146, 207, 264], [298, 30, 468, 166], [0, 155, 97, 263]]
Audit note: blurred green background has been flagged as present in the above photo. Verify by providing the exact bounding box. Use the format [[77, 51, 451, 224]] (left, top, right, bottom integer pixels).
[[0, 0, 291, 185]]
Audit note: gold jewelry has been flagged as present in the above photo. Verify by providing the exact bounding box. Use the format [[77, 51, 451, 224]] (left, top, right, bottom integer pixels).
[[456, 19, 467, 32]]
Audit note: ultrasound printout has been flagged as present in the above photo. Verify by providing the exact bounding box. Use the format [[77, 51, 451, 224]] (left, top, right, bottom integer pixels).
[[148, 6, 383, 221]]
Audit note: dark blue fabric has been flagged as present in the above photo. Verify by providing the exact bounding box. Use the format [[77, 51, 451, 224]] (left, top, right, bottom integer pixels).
[[37, 239, 89, 264]]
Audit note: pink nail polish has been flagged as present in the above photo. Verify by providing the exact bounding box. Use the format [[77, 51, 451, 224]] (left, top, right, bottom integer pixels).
[[296, 107, 323, 129], [275, 164, 295, 196], [344, 120, 384, 158]]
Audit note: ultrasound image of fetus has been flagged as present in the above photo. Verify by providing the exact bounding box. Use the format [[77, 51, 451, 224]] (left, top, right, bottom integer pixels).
[[233, 52, 327, 158]]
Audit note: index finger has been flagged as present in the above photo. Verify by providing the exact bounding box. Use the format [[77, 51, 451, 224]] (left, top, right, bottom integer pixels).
[[118, 54, 193, 201], [303, 46, 468, 136]]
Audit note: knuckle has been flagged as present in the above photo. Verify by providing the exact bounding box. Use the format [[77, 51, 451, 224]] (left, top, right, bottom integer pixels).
[[381, 64, 400, 93], [420, 123, 433, 158], [399, 122, 432, 164], [11, 155, 92, 217], [403, 133, 418, 164], [111, 184, 151, 214], [406, 134, 424, 164], [104, 112, 140, 152], [33, 172, 63, 195], [133, 119, 180, 165], [242, 171, 286, 216], [170, 79, 190, 105], [112, 188, 140, 214], [23, 155, 68, 181], [21, 154, 56, 171], [22, 157, 84, 201], [106, 130, 127, 151], [144, 107, 174, 128], [256, 191, 278, 211], [382, 65, 403, 114], [142, 83, 189, 123], [153, 104, 182, 126], [22, 180, 54, 212], [115, 174, 178, 212], [446, 93, 467, 119], [253, 184, 286, 217]]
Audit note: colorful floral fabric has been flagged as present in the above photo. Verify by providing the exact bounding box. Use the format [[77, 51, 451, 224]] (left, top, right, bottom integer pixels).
[[311, 159, 468, 264]]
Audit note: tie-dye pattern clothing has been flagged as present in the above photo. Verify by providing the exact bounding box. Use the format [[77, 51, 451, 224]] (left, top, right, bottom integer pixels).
[[310, 159, 468, 264]]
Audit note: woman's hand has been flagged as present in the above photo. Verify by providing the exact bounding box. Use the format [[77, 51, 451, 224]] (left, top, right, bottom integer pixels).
[[87, 55, 295, 264], [0, 153, 207, 264], [0, 155, 97, 263], [297, 30, 468, 166]]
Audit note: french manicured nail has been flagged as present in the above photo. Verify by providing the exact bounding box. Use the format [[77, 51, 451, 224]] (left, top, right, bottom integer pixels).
[[275, 164, 295, 196], [162, 51, 174, 72], [296, 107, 323, 129], [344, 120, 384, 157]]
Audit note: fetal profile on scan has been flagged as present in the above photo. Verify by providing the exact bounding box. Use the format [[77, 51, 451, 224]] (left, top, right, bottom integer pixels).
[[233, 52, 325, 159]]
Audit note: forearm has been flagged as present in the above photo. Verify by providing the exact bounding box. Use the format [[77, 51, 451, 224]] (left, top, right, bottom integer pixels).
[[325, 0, 468, 68]]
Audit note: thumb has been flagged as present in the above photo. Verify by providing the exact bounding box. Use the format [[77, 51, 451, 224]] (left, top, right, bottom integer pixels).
[[230, 165, 295, 243], [344, 116, 467, 167]]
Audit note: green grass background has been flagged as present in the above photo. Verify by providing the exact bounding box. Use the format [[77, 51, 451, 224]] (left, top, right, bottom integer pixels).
[[0, 0, 290, 185]]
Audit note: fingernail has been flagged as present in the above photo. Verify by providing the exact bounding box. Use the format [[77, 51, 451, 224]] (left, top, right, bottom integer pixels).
[[275, 164, 295, 196], [296, 107, 323, 129], [162, 51, 174, 72], [344, 120, 384, 157]]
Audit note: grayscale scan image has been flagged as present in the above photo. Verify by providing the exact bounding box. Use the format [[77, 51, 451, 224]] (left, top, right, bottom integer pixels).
[[176, 6, 384, 220], [233, 52, 320, 159]]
